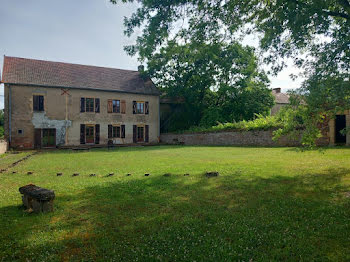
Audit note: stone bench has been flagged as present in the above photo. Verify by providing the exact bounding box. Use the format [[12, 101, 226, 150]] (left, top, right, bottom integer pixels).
[[19, 184, 55, 213]]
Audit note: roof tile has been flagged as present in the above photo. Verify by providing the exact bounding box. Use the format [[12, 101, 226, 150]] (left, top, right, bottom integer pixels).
[[1, 56, 160, 95]]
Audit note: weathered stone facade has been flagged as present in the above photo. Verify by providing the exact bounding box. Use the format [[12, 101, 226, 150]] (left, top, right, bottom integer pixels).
[[4, 84, 160, 149]]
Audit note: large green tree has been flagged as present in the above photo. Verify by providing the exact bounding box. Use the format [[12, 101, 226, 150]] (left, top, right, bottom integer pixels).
[[147, 40, 273, 130], [112, 0, 275, 131], [112, 0, 349, 141]]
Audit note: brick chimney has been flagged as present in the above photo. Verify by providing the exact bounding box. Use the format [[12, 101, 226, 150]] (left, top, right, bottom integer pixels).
[[272, 88, 281, 93], [138, 65, 145, 72]]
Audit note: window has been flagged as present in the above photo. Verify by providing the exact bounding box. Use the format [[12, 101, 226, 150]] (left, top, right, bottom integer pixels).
[[113, 100, 120, 113], [113, 126, 121, 138], [86, 98, 94, 112], [108, 100, 126, 113], [108, 125, 125, 138], [137, 102, 144, 114], [133, 101, 149, 114], [18, 129, 23, 135], [33, 95, 44, 111], [81, 98, 100, 113]]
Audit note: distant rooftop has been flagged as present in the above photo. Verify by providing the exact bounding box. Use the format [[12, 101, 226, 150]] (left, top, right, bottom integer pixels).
[[272, 88, 290, 104], [1, 56, 160, 95]]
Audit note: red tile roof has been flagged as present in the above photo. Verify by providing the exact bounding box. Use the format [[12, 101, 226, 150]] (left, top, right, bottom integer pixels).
[[1, 56, 160, 95]]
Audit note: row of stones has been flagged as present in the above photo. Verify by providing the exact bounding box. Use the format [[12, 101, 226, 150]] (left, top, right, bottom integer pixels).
[[63, 171, 219, 177], [13, 170, 219, 177], [1, 152, 38, 174]]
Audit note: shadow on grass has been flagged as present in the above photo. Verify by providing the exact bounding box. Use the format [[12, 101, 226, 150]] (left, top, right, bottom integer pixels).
[[1, 168, 350, 261]]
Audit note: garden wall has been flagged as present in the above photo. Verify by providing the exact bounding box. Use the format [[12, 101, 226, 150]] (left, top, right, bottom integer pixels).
[[160, 130, 301, 147], [0, 140, 8, 154]]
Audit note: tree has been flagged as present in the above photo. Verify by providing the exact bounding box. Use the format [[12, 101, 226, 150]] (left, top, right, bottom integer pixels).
[[111, 0, 350, 143]]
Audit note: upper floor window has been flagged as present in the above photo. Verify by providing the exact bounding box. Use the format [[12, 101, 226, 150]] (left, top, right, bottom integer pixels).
[[113, 100, 120, 113], [137, 102, 144, 114], [86, 98, 94, 112], [81, 98, 100, 113], [133, 101, 149, 115], [33, 95, 44, 112], [108, 99, 126, 114]]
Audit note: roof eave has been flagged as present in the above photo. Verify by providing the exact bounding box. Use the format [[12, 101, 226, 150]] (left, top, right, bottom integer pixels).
[[4, 82, 161, 96]]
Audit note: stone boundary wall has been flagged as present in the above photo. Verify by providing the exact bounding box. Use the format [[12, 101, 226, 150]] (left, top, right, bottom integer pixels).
[[160, 130, 301, 147], [0, 140, 8, 154]]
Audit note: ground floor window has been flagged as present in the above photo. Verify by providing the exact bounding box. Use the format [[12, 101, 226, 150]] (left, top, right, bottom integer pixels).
[[108, 125, 126, 139]]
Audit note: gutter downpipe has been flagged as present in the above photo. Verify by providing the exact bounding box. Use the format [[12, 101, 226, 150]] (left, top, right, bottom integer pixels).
[[8, 85, 11, 146], [158, 96, 161, 142]]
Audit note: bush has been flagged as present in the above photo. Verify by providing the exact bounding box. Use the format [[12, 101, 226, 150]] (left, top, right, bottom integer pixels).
[[176, 114, 283, 133], [0, 126, 4, 139]]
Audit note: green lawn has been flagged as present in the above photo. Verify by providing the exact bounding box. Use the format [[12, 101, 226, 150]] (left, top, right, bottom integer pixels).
[[0, 146, 350, 261]]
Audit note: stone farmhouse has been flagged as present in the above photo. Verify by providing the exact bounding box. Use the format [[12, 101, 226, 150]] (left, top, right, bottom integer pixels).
[[1, 56, 160, 149]]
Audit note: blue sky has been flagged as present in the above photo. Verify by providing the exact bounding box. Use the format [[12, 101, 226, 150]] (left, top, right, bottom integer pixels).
[[0, 0, 303, 109]]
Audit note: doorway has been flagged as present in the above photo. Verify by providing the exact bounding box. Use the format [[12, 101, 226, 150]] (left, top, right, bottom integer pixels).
[[34, 128, 56, 148], [335, 115, 346, 144], [137, 126, 144, 142], [85, 125, 95, 144]]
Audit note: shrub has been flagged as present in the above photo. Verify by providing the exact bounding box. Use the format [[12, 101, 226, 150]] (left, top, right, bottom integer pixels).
[[177, 114, 283, 134]]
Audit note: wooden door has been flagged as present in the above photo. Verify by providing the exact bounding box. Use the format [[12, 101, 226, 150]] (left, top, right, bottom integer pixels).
[[42, 129, 56, 148], [34, 129, 42, 149], [137, 126, 144, 142], [85, 126, 95, 144]]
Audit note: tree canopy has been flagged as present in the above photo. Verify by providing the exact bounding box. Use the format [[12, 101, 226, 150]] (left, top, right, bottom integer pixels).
[[112, 0, 350, 142]]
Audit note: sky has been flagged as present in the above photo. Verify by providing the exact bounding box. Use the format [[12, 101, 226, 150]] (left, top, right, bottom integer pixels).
[[0, 0, 303, 109]]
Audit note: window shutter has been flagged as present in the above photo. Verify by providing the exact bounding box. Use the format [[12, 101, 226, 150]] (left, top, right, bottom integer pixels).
[[33, 96, 39, 111], [145, 125, 149, 142], [108, 125, 112, 139], [80, 124, 85, 144], [95, 124, 100, 144], [39, 96, 44, 111], [80, 98, 85, 113], [133, 125, 137, 143], [107, 100, 113, 113], [133, 101, 137, 114], [145, 102, 149, 115], [121, 125, 125, 138], [121, 100, 126, 114], [95, 98, 100, 113]]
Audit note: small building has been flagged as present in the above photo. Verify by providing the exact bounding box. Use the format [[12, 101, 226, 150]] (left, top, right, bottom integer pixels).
[[271, 88, 290, 115], [270, 88, 349, 145], [1, 56, 160, 149], [328, 112, 350, 145]]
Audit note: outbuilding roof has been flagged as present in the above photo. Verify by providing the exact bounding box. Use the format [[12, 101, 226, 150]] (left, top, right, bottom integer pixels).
[[1, 56, 160, 96], [272, 89, 290, 104]]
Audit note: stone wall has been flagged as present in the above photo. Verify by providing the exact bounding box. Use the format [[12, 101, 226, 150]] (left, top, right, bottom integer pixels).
[[0, 140, 8, 154], [160, 130, 301, 147]]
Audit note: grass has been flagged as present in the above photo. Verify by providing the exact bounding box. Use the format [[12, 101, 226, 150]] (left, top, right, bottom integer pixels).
[[0, 146, 350, 261]]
